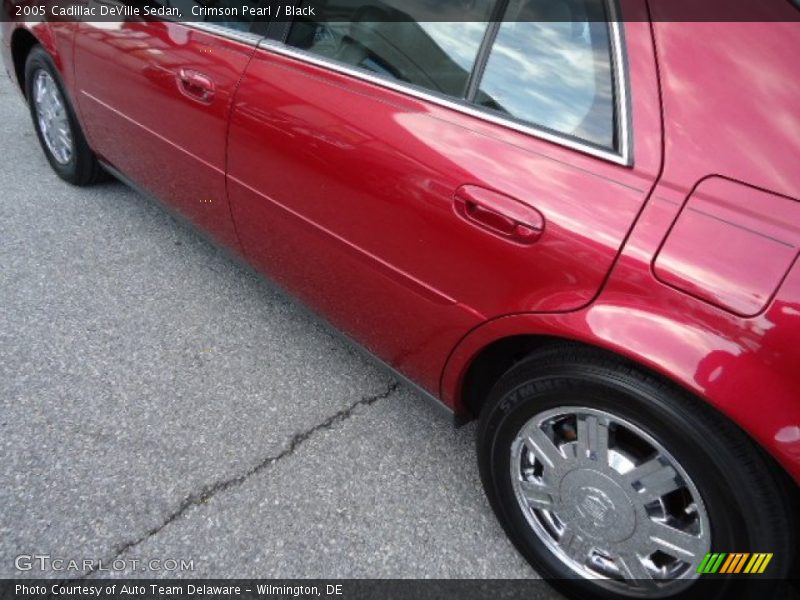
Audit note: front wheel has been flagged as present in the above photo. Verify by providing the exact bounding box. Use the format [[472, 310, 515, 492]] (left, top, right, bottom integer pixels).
[[477, 345, 795, 599], [25, 46, 102, 185]]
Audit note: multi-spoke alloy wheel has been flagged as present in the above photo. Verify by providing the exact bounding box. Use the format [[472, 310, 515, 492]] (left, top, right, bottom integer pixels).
[[477, 345, 795, 600], [32, 69, 73, 165], [25, 45, 102, 185], [510, 407, 709, 597]]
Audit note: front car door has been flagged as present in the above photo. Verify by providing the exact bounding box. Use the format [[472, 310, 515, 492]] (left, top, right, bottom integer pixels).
[[227, 0, 662, 395], [73, 0, 264, 251]]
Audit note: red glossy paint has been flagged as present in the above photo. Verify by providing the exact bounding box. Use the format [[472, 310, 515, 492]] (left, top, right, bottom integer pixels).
[[444, 6, 800, 483], [2, 0, 798, 486], [226, 4, 661, 397], [72, 19, 256, 251], [653, 177, 800, 317], [441, 196, 800, 483]]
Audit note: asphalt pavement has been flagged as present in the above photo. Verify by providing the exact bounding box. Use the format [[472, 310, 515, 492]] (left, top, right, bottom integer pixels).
[[0, 71, 554, 586]]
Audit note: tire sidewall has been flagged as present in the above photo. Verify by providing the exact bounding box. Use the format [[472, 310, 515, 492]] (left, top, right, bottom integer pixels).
[[24, 47, 81, 181], [478, 365, 762, 599]]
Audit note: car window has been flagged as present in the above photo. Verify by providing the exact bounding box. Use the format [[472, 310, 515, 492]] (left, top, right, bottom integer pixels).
[[473, 0, 617, 150], [283, 0, 619, 153], [285, 1, 493, 98]]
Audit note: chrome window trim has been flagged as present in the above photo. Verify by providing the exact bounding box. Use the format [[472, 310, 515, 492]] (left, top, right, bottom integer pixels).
[[183, 21, 263, 46], [260, 17, 631, 166], [185, 3, 632, 167], [607, 0, 633, 166]]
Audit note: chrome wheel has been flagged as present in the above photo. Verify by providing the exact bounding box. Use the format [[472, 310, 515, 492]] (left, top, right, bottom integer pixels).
[[33, 69, 73, 165], [510, 407, 710, 597]]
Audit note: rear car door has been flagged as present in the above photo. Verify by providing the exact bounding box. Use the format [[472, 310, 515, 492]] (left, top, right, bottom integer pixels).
[[73, 0, 263, 250], [227, 0, 662, 394]]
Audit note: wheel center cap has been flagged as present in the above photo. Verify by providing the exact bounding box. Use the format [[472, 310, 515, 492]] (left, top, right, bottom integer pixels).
[[559, 469, 636, 542]]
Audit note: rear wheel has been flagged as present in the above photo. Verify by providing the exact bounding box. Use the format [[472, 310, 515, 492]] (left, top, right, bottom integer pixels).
[[25, 46, 102, 185], [477, 345, 795, 599]]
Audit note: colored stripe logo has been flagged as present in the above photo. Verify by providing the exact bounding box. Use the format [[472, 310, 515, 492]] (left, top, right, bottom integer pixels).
[[697, 553, 773, 574]]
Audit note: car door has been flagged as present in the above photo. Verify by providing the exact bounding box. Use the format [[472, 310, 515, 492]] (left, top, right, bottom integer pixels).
[[73, 0, 263, 251], [226, 0, 662, 395]]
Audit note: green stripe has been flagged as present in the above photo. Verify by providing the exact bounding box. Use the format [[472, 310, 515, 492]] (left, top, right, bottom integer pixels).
[[696, 554, 713, 574], [710, 553, 727, 574], [703, 553, 719, 573]]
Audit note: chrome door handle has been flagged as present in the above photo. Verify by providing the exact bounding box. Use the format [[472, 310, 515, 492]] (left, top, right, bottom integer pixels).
[[453, 185, 545, 245], [176, 69, 215, 104]]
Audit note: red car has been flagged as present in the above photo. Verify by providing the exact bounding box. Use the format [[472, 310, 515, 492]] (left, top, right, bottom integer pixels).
[[3, 0, 799, 597]]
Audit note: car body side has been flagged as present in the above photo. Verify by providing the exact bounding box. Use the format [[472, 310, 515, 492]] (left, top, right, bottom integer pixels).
[[2, 0, 799, 486]]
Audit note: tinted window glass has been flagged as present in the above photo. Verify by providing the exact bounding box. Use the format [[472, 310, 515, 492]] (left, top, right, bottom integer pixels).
[[286, 1, 492, 97], [475, 0, 616, 149]]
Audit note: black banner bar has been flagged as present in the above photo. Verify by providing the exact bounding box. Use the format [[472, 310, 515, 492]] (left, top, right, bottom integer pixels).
[[2, 0, 800, 23], [2, 579, 800, 600]]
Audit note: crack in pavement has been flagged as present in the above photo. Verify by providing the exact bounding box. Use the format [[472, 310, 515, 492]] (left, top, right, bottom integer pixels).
[[79, 381, 400, 579]]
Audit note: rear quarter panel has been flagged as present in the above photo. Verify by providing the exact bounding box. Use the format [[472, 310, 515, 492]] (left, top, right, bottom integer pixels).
[[445, 5, 800, 483], [443, 198, 800, 483]]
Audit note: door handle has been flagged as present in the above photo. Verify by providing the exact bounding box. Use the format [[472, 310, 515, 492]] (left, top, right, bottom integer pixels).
[[176, 69, 215, 104], [454, 185, 545, 245]]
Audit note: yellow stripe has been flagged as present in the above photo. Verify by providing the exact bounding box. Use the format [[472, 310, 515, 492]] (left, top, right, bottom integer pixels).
[[749, 554, 767, 574], [720, 554, 736, 574], [744, 554, 760, 573], [758, 554, 773, 574], [734, 553, 750, 573]]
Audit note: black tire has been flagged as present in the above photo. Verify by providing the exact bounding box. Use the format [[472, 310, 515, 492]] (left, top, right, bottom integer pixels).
[[24, 45, 103, 185], [477, 343, 796, 600]]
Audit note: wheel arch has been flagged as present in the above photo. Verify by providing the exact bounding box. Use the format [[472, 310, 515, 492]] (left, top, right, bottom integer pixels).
[[455, 333, 658, 421], [10, 24, 62, 98], [442, 305, 800, 487], [457, 334, 568, 419], [10, 28, 37, 95]]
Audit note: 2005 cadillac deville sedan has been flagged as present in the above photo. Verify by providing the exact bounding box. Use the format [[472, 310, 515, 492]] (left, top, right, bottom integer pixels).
[[2, 0, 798, 597]]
